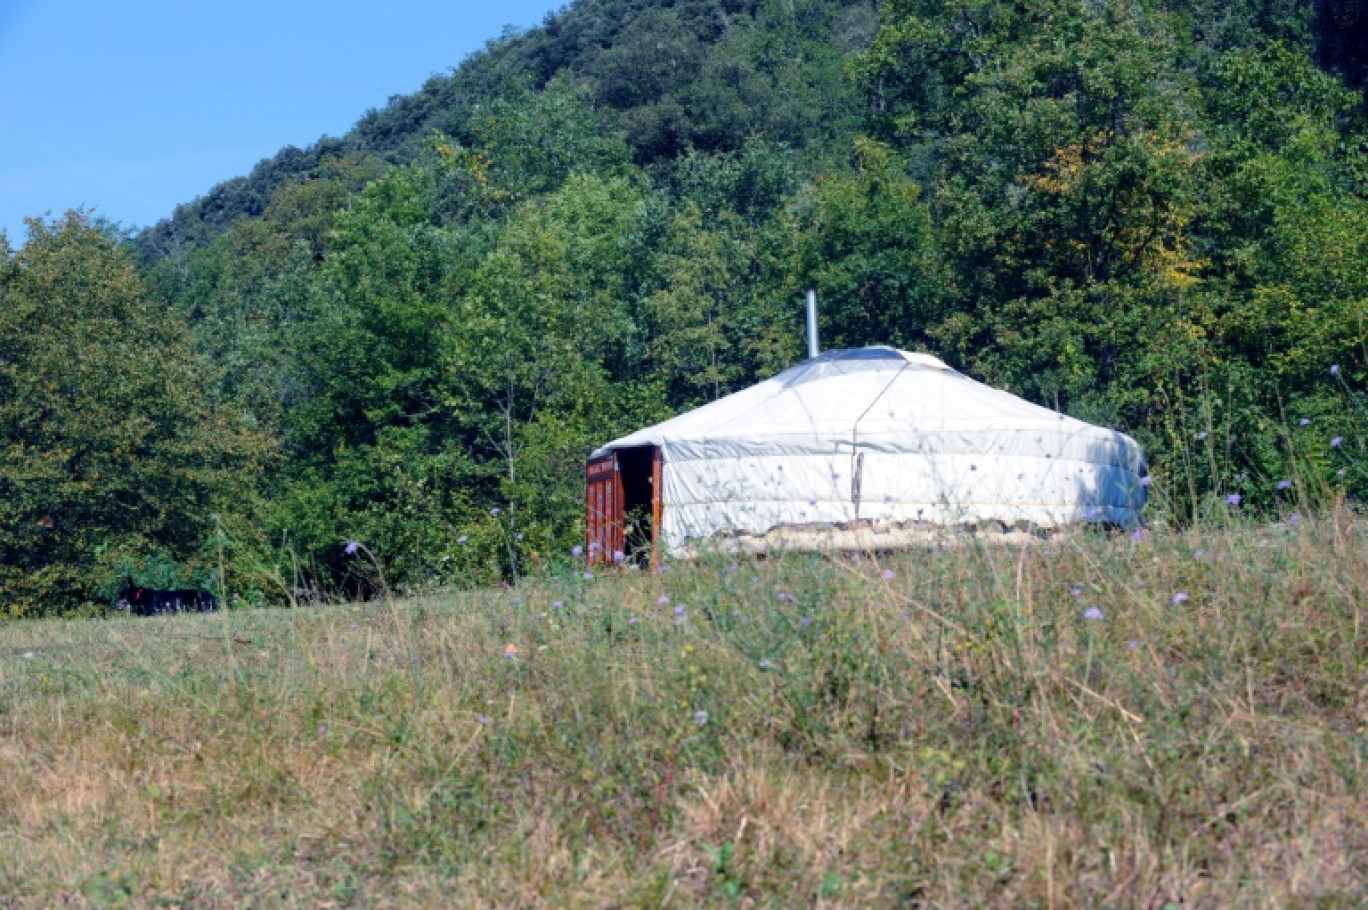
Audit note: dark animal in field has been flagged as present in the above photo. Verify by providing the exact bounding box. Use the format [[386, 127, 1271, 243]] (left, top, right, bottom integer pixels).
[[114, 579, 218, 616]]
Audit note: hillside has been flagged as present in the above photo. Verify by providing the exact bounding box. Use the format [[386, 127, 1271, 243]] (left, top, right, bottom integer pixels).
[[3, 0, 1368, 613], [136, 0, 877, 262]]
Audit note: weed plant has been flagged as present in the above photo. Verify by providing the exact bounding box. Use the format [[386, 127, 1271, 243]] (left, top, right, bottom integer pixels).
[[1, 514, 1366, 906]]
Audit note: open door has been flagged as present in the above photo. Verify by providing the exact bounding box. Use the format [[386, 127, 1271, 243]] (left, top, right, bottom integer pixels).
[[585, 453, 623, 565], [586, 445, 661, 566]]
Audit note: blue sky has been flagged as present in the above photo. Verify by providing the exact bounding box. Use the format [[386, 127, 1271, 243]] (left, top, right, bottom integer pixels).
[[0, 0, 566, 243]]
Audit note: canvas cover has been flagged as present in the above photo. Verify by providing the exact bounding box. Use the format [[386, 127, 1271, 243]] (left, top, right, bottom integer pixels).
[[593, 348, 1147, 555]]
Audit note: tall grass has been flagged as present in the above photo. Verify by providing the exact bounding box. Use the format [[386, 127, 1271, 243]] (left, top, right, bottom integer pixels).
[[1, 514, 1365, 907]]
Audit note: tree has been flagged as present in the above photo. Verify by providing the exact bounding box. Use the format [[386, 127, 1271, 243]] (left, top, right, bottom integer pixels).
[[0, 214, 271, 614]]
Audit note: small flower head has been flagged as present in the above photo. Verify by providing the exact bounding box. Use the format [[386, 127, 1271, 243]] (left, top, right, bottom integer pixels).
[[1139, 475, 1153, 487], [1085, 507, 1101, 520], [658, 595, 671, 605], [572, 545, 583, 557], [490, 507, 502, 516], [758, 658, 774, 670], [673, 604, 687, 617], [1330, 363, 1341, 376], [552, 600, 564, 610], [345, 541, 360, 555], [1277, 479, 1292, 491], [612, 550, 625, 562], [1128, 640, 1139, 650], [881, 569, 895, 581], [1331, 436, 1343, 448], [628, 615, 639, 625], [693, 709, 709, 726], [1194, 549, 1205, 560], [1083, 607, 1105, 621], [516, 532, 524, 541], [1131, 528, 1148, 542], [1171, 592, 1189, 605], [1287, 513, 1301, 525], [1071, 584, 1084, 597], [1197, 431, 1208, 441], [349, 622, 359, 630], [656, 565, 668, 574], [1226, 493, 1242, 506], [1299, 418, 1311, 427], [799, 616, 813, 629], [477, 715, 491, 726], [582, 571, 594, 580], [457, 535, 468, 544]]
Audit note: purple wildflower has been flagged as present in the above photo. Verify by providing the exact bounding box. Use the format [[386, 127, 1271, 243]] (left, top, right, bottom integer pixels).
[[612, 550, 625, 562], [1331, 364, 1341, 376], [552, 600, 564, 609], [882, 569, 895, 581], [1171, 592, 1189, 605], [1131, 528, 1148, 542], [1287, 513, 1301, 525], [1277, 479, 1292, 491], [1226, 493, 1242, 506], [1128, 640, 1139, 651], [1331, 437, 1343, 448], [477, 715, 491, 725], [491, 507, 501, 516], [516, 533, 524, 541], [572, 545, 583, 557], [656, 565, 668, 574], [349, 622, 359, 630], [1197, 431, 1208, 440], [694, 710, 709, 726], [628, 616, 639, 625], [582, 571, 594, 581], [758, 658, 774, 670], [318, 725, 326, 735], [1194, 549, 1205, 560], [1139, 476, 1153, 487], [673, 604, 687, 624], [345, 541, 360, 555], [457, 535, 468, 544], [1299, 418, 1311, 427], [1071, 584, 1084, 597], [1083, 607, 1105, 621]]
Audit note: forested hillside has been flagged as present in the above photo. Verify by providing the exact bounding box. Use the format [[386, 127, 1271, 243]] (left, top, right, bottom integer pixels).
[[4, 0, 1368, 614]]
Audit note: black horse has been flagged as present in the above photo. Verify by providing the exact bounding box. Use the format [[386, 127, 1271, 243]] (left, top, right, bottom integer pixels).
[[114, 579, 218, 616]]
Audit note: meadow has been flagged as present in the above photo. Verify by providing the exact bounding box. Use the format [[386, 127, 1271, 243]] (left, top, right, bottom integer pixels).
[[1, 515, 1366, 908]]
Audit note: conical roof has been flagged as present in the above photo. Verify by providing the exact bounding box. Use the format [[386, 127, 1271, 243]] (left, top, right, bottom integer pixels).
[[595, 347, 1141, 469]]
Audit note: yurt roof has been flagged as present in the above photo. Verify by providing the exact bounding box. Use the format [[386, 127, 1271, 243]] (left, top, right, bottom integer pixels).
[[593, 347, 1143, 471]]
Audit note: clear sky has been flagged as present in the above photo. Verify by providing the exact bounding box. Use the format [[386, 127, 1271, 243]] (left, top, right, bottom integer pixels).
[[0, 0, 567, 243]]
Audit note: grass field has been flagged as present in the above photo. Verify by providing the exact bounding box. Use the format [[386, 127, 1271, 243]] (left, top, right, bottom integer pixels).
[[2, 517, 1367, 907]]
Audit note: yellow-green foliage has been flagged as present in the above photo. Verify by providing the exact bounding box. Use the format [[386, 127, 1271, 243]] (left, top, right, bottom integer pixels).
[[2, 518, 1365, 906], [0, 214, 273, 615]]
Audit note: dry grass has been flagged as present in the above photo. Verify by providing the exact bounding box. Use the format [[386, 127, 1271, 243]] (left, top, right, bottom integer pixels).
[[2, 516, 1367, 907]]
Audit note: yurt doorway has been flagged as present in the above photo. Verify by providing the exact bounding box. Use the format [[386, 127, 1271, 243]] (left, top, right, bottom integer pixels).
[[585, 445, 660, 566]]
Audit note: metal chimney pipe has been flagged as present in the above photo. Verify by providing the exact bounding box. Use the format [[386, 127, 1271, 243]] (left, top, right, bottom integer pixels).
[[805, 288, 820, 359]]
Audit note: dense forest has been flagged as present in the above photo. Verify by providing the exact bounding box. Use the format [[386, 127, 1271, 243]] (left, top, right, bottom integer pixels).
[[3, 0, 1368, 614]]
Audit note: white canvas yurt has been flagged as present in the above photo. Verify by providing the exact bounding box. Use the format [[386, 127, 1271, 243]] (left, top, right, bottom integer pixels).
[[585, 347, 1147, 560]]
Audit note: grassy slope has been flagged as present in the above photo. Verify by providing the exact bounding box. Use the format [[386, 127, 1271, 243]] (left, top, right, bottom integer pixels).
[[1, 519, 1366, 907]]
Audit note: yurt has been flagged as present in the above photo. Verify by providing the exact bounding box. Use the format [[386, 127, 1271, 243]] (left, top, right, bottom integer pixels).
[[585, 346, 1147, 561]]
